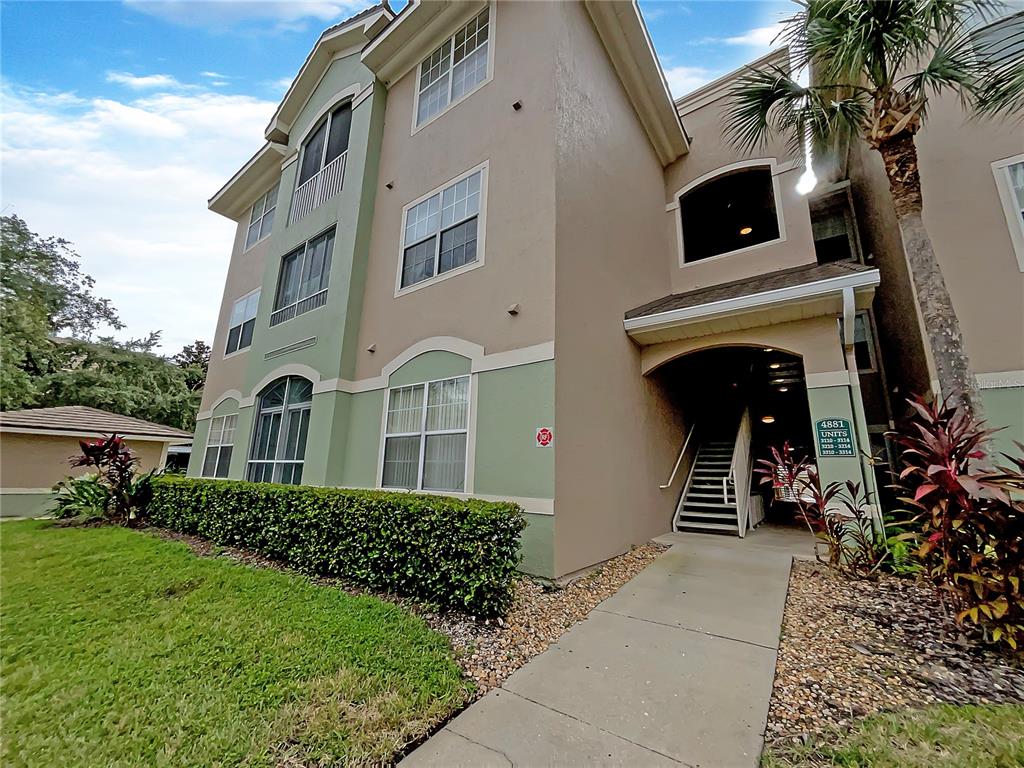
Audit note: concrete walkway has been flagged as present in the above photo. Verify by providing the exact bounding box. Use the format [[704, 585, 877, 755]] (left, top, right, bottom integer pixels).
[[402, 526, 813, 768]]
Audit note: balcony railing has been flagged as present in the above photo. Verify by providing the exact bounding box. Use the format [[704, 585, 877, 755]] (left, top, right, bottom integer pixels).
[[269, 288, 328, 327], [289, 151, 347, 224]]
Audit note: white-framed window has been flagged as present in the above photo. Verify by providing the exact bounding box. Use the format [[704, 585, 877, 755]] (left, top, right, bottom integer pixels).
[[398, 164, 486, 292], [992, 154, 1024, 272], [414, 6, 491, 128], [247, 377, 312, 485], [677, 163, 783, 264], [297, 102, 352, 188], [225, 289, 260, 355], [382, 376, 469, 492], [245, 182, 279, 250], [202, 414, 237, 478], [270, 227, 335, 326], [840, 310, 879, 373]]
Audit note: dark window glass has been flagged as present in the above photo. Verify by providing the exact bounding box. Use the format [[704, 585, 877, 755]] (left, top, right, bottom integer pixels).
[[679, 168, 780, 262], [401, 236, 437, 288], [439, 217, 478, 273], [325, 103, 352, 164], [225, 325, 242, 355], [238, 318, 255, 349], [275, 249, 302, 309], [298, 121, 327, 185]]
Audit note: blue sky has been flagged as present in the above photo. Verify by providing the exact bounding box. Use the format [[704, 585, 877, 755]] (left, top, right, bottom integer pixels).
[[1, 0, 793, 351]]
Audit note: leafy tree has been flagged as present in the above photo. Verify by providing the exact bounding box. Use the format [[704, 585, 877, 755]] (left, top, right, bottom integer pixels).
[[723, 0, 1024, 415], [1, 214, 121, 409], [1, 215, 203, 429], [173, 340, 211, 394]]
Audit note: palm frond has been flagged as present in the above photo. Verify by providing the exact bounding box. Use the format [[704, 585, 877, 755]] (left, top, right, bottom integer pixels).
[[974, 10, 1024, 117], [901, 22, 985, 110]]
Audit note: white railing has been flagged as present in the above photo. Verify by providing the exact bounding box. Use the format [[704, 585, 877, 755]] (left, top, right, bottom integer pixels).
[[726, 408, 753, 537], [269, 288, 328, 327], [661, 424, 696, 489], [289, 151, 348, 224]]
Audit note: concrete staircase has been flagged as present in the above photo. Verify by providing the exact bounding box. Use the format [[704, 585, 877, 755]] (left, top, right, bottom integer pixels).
[[674, 439, 739, 535]]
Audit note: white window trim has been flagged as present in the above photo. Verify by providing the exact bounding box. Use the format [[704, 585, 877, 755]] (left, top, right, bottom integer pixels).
[[851, 309, 879, 374], [223, 288, 261, 359], [271, 225, 336, 325], [410, 1, 496, 136], [202, 414, 237, 478], [243, 183, 279, 252], [376, 373, 477, 494], [992, 153, 1024, 272], [671, 158, 788, 269], [393, 160, 489, 298], [294, 101, 353, 194], [245, 378, 313, 484]]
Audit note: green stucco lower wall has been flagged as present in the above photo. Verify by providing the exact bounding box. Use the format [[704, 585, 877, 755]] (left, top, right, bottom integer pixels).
[[474, 360, 555, 499], [519, 513, 554, 578], [982, 386, 1024, 458], [338, 389, 386, 487], [1, 492, 55, 518]]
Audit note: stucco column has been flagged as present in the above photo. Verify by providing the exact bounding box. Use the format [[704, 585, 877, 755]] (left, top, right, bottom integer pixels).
[[806, 378, 872, 506]]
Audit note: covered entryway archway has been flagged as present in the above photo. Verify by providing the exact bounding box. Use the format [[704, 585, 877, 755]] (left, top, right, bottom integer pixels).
[[625, 262, 882, 537]]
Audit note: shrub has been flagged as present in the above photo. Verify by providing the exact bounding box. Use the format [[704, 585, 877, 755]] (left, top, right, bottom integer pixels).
[[52, 474, 109, 521], [59, 434, 155, 525], [893, 397, 1024, 652], [147, 476, 526, 617], [756, 443, 902, 577]]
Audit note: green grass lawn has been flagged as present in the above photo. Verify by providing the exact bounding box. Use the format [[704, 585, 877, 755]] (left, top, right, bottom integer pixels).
[[763, 704, 1024, 768], [1, 521, 472, 767]]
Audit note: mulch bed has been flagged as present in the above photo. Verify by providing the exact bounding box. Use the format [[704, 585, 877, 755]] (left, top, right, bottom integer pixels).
[[148, 528, 665, 696], [766, 559, 1024, 746]]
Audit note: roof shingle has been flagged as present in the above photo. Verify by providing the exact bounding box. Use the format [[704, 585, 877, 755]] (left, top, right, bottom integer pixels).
[[0, 406, 192, 440], [625, 261, 876, 321]]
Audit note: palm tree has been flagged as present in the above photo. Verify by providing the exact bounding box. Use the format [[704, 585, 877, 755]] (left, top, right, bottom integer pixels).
[[724, 0, 1023, 414]]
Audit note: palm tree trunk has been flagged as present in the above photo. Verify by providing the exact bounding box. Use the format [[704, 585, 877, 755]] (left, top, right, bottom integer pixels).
[[876, 132, 981, 415]]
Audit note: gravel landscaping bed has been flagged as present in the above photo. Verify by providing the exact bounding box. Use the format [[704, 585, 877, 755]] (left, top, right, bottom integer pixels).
[[766, 559, 1024, 746], [150, 528, 665, 695]]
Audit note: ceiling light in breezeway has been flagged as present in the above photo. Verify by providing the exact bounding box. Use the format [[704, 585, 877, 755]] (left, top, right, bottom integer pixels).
[[761, 415, 776, 424], [769, 363, 781, 369], [739, 226, 753, 235], [778, 386, 789, 392]]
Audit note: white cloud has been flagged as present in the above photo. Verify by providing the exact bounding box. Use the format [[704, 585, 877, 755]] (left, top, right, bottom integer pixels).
[[123, 0, 367, 30], [663, 65, 716, 98], [106, 71, 183, 89], [723, 24, 785, 49], [200, 71, 230, 79], [0, 81, 278, 353]]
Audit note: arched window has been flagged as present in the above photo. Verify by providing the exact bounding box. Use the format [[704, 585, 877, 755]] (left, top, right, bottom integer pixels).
[[246, 376, 313, 485], [679, 165, 781, 263]]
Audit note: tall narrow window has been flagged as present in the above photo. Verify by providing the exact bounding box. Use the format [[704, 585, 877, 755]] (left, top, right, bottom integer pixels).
[[202, 414, 236, 478], [415, 7, 490, 127], [225, 289, 260, 355], [291, 102, 352, 223], [271, 228, 334, 325], [993, 156, 1024, 271], [245, 182, 279, 249], [382, 376, 469, 492], [247, 377, 312, 485], [400, 168, 484, 290]]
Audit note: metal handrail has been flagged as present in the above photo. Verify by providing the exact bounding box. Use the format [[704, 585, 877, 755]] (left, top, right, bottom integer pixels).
[[661, 425, 696, 489]]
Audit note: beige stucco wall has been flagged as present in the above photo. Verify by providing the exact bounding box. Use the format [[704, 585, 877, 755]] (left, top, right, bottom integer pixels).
[[662, 89, 818, 293], [199, 216, 275, 412], [0, 433, 167, 489], [550, 0, 684, 577], [851, 90, 1024, 390], [353, 1, 558, 380]]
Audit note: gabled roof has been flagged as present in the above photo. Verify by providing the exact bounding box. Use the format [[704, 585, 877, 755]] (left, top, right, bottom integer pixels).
[[0, 406, 192, 442], [264, 2, 393, 143]]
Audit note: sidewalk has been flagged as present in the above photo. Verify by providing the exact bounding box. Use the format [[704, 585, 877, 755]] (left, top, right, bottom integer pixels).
[[402, 526, 812, 767]]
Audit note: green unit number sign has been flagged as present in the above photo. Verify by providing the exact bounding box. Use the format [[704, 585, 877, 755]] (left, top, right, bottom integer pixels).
[[815, 418, 855, 457]]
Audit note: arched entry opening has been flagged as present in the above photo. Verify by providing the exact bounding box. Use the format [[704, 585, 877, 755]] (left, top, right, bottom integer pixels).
[[653, 344, 815, 533]]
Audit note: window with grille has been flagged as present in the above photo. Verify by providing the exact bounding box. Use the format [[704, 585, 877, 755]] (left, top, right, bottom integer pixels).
[[246, 377, 313, 485], [245, 182, 279, 250], [225, 289, 260, 355], [415, 6, 490, 127], [382, 376, 469, 492], [202, 414, 237, 478], [399, 167, 484, 290]]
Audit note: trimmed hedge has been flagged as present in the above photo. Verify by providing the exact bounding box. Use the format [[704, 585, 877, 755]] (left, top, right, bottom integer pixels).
[[148, 476, 526, 617]]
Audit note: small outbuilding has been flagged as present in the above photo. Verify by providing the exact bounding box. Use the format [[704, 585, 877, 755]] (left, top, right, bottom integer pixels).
[[0, 406, 192, 518]]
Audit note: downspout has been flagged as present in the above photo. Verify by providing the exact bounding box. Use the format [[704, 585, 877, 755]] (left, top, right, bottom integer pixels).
[[842, 286, 881, 514]]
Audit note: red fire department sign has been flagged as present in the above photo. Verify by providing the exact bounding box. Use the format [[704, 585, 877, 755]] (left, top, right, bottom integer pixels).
[[535, 427, 553, 447]]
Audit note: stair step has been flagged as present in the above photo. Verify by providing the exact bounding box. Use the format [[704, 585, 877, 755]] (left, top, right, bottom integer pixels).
[[677, 510, 737, 522], [675, 521, 739, 534], [686, 491, 731, 501], [683, 500, 737, 509]]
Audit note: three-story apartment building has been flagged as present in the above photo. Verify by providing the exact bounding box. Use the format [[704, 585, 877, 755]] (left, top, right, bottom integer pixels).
[[190, 0, 1019, 579]]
